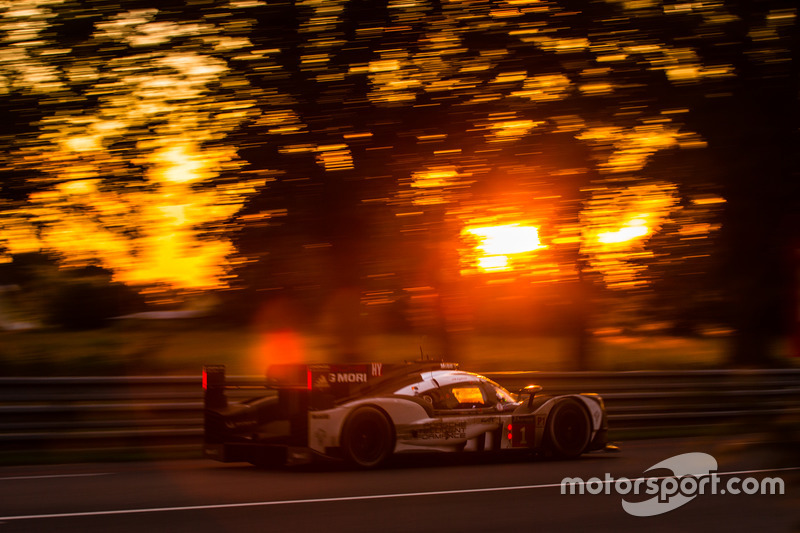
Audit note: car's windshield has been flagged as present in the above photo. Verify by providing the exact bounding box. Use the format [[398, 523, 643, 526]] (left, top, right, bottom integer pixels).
[[483, 379, 517, 404]]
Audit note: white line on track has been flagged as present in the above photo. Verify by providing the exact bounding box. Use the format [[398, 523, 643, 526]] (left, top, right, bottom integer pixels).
[[0, 473, 112, 482], [1, 466, 797, 522]]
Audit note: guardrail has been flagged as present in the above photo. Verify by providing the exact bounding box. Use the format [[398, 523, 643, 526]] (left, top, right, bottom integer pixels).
[[484, 369, 800, 431], [1, 369, 799, 461]]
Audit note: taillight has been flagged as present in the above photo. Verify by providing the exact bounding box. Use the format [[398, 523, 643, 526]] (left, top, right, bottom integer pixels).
[[202, 369, 208, 390], [307, 369, 312, 390]]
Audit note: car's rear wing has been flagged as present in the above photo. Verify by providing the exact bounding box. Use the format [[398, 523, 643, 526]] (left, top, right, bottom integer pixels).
[[203, 360, 458, 410], [202, 364, 228, 410]]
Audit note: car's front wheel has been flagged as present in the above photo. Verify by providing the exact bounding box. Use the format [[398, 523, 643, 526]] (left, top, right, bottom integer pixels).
[[546, 399, 591, 459], [341, 406, 394, 468]]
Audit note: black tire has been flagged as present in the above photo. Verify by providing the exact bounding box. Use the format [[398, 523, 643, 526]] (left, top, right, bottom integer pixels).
[[546, 399, 591, 459], [341, 406, 394, 468]]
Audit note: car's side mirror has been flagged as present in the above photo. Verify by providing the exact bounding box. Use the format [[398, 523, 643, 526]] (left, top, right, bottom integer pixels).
[[516, 384, 543, 407]]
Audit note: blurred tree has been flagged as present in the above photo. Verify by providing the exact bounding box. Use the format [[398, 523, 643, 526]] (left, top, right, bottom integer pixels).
[[49, 275, 144, 330], [1, 0, 794, 368], [0, 253, 145, 329], [0, 2, 269, 298], [686, 0, 799, 365]]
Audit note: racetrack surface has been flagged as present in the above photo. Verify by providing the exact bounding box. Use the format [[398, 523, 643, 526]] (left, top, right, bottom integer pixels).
[[0, 436, 797, 533]]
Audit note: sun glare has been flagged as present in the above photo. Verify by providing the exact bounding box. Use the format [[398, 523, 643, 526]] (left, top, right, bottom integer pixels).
[[468, 224, 545, 255], [597, 218, 650, 244], [462, 224, 546, 274], [581, 183, 679, 288], [477, 255, 510, 272]]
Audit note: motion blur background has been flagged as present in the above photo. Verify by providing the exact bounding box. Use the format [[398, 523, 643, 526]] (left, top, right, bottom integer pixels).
[[0, 0, 797, 376]]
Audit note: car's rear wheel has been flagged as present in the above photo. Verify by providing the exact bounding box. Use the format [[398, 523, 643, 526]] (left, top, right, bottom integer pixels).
[[341, 406, 394, 468], [546, 399, 591, 459]]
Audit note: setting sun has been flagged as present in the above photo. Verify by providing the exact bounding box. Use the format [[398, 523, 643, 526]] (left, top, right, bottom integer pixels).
[[462, 224, 546, 274]]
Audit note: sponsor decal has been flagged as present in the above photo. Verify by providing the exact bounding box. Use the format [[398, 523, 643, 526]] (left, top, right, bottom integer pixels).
[[371, 363, 383, 376], [313, 375, 331, 389], [328, 372, 368, 383], [412, 421, 467, 440]]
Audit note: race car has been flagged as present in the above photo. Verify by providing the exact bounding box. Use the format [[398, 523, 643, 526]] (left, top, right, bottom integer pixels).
[[203, 361, 609, 468]]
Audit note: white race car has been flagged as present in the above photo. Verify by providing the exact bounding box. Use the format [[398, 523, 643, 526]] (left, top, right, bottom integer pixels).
[[203, 361, 609, 468]]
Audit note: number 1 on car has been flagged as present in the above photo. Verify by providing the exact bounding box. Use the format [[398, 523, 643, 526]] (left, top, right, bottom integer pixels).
[[508, 420, 535, 448]]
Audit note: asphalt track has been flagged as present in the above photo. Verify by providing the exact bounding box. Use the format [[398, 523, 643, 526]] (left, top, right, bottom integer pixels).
[[0, 436, 797, 533]]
